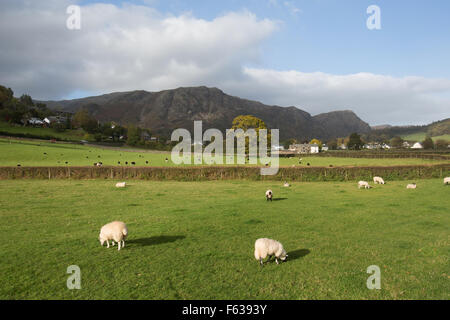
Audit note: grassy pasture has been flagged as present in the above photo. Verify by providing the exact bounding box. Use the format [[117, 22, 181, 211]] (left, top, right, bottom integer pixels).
[[401, 132, 450, 142], [0, 138, 447, 167], [0, 179, 448, 299], [0, 121, 89, 141]]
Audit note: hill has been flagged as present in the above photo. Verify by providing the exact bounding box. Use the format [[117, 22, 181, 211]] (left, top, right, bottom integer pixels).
[[41, 86, 371, 141]]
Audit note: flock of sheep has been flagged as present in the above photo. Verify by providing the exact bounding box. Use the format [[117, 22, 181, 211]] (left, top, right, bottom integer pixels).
[[99, 176, 450, 267]]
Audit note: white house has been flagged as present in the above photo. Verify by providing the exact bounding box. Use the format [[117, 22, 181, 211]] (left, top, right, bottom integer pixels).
[[411, 142, 423, 149], [271, 145, 285, 151], [310, 144, 320, 154]]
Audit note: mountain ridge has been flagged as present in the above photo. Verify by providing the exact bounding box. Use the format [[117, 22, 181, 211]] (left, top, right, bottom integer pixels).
[[41, 86, 371, 141]]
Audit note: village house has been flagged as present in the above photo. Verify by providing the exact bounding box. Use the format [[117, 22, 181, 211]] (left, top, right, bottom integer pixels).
[[411, 142, 423, 149]]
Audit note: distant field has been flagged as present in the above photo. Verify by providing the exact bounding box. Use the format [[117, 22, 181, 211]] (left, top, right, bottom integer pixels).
[[0, 179, 448, 299], [401, 132, 450, 142], [0, 138, 448, 167], [0, 122, 89, 141]]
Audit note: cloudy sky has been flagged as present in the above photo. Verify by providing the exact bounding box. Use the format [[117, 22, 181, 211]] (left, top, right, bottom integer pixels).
[[1, 0, 449, 125]]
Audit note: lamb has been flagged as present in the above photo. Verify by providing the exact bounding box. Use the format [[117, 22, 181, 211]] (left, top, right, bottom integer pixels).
[[373, 176, 385, 184], [95, 162, 102, 167], [358, 181, 371, 189], [406, 183, 417, 189], [115, 182, 126, 188], [283, 181, 290, 187], [444, 177, 450, 185], [254, 238, 288, 266], [265, 189, 273, 201], [99, 221, 128, 251]]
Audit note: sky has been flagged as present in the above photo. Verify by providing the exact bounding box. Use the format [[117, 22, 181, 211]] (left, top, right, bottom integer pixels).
[[0, 0, 449, 125]]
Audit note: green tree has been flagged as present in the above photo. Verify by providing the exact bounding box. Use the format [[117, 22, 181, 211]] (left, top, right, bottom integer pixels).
[[390, 136, 404, 148], [327, 138, 338, 150], [126, 125, 142, 146], [422, 136, 434, 149], [72, 109, 98, 133], [347, 133, 363, 150], [230, 115, 270, 154]]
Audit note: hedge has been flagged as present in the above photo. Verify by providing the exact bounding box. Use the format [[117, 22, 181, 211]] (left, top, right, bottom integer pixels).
[[0, 164, 448, 182]]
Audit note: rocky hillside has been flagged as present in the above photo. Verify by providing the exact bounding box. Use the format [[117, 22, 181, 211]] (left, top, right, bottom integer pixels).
[[42, 86, 371, 141]]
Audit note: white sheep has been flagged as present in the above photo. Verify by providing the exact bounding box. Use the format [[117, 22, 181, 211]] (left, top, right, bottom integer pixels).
[[96, 162, 102, 167], [406, 183, 417, 189], [444, 177, 450, 185], [99, 221, 128, 251], [373, 176, 385, 184], [115, 182, 126, 188], [283, 181, 290, 187], [358, 181, 371, 189], [265, 189, 273, 201], [254, 238, 288, 266]]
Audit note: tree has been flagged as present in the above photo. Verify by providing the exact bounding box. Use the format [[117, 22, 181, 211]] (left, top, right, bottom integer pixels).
[[20, 94, 34, 107], [310, 138, 322, 150], [327, 138, 338, 150], [347, 133, 363, 150], [230, 115, 270, 153], [72, 109, 98, 133], [390, 136, 404, 148], [126, 125, 142, 146], [434, 139, 448, 150], [283, 138, 297, 149], [422, 136, 434, 149]]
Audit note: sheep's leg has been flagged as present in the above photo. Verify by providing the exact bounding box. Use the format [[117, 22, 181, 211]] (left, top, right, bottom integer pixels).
[[259, 258, 263, 266], [118, 241, 121, 251], [275, 258, 279, 265], [106, 240, 110, 248], [122, 240, 125, 247], [111, 241, 115, 246]]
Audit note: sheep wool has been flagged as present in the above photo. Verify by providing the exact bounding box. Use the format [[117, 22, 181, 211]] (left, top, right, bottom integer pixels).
[[265, 190, 273, 201], [358, 181, 371, 189], [444, 177, 450, 185], [115, 182, 126, 188], [254, 238, 287, 266], [406, 184, 417, 189], [99, 221, 128, 251], [373, 176, 385, 184]]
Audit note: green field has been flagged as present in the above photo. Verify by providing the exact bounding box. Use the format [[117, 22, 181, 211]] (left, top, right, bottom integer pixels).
[[0, 122, 90, 141], [1, 138, 447, 167], [401, 132, 450, 142], [0, 179, 448, 299]]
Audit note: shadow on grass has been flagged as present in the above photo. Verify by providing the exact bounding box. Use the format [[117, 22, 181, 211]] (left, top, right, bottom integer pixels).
[[288, 249, 310, 261], [272, 198, 288, 201], [128, 235, 185, 246]]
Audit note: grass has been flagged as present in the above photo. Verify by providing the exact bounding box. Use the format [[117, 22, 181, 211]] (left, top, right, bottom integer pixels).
[[401, 132, 450, 142], [0, 121, 90, 141], [0, 138, 447, 167], [0, 179, 448, 299]]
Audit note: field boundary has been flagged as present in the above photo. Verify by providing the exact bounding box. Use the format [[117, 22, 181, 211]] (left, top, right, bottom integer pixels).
[[0, 164, 448, 181]]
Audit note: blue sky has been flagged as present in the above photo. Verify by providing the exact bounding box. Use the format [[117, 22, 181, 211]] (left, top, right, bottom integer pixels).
[[1, 0, 449, 124]]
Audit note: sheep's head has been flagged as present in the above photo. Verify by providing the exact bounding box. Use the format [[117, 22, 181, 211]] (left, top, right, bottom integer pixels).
[[280, 249, 288, 261], [99, 234, 106, 246]]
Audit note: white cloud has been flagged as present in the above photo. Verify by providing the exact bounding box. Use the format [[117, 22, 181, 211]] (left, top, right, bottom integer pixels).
[[0, 0, 449, 125]]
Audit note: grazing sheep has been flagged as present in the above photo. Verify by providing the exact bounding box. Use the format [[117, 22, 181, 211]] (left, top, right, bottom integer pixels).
[[283, 181, 290, 187], [373, 176, 385, 184], [115, 182, 126, 188], [131, 162, 136, 165], [358, 181, 371, 189], [307, 163, 310, 166], [444, 177, 450, 185], [254, 238, 288, 266], [96, 162, 102, 167], [145, 161, 148, 164], [406, 183, 417, 189], [265, 189, 273, 201], [99, 221, 128, 251], [165, 158, 169, 163]]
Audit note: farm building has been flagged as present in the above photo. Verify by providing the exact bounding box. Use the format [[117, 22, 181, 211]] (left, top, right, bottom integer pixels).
[[411, 142, 423, 149]]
